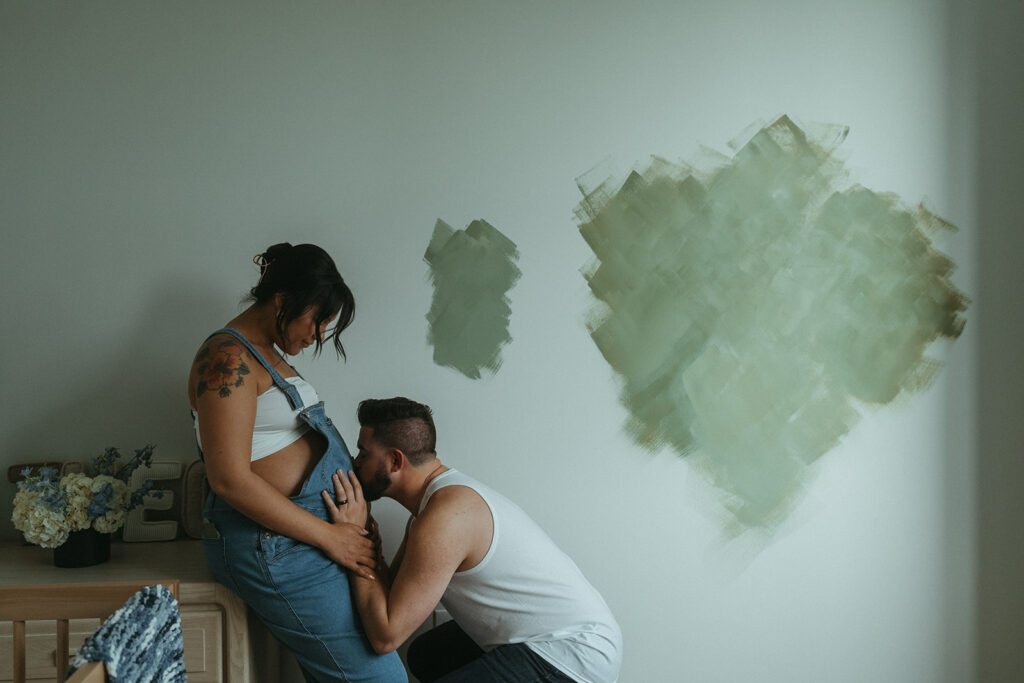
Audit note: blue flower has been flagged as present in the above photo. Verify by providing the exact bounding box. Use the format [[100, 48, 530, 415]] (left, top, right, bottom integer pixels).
[[41, 488, 68, 514], [87, 481, 115, 517]]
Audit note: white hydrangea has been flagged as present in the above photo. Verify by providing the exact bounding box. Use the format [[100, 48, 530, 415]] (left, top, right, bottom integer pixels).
[[91, 475, 130, 534], [93, 508, 126, 534], [13, 447, 155, 550], [12, 490, 70, 548], [62, 473, 94, 531]]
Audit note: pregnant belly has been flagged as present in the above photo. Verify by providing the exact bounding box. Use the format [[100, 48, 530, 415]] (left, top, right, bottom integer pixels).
[[251, 430, 327, 496]]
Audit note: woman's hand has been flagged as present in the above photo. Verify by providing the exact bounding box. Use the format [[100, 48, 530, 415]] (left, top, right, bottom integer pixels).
[[323, 469, 369, 528], [319, 522, 376, 580], [322, 469, 375, 578]]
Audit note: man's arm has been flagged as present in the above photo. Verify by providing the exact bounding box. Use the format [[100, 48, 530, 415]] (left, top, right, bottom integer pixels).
[[354, 493, 474, 653], [325, 473, 480, 654], [385, 517, 414, 586]]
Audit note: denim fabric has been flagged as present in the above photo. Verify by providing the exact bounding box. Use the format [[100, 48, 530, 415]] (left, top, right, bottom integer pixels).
[[201, 328, 405, 683], [408, 621, 576, 683]]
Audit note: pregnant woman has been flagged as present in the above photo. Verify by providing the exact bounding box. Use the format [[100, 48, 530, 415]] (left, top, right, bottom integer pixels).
[[188, 242, 406, 682]]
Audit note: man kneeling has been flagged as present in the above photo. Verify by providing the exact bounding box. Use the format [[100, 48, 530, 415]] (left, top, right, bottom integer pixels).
[[323, 397, 622, 683]]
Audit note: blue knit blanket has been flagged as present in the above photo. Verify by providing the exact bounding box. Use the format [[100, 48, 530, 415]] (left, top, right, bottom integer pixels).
[[65, 584, 186, 682]]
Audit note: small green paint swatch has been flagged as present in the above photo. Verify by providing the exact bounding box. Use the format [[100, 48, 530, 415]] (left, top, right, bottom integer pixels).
[[424, 218, 521, 379], [576, 116, 968, 528]]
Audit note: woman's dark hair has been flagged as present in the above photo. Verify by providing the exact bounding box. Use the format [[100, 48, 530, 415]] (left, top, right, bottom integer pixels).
[[249, 242, 355, 358]]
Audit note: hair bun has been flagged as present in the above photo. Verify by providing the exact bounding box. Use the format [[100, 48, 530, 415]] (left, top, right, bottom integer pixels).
[[253, 243, 293, 276], [263, 243, 293, 261]]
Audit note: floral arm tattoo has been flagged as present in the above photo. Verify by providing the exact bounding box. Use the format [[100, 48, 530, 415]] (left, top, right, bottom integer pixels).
[[195, 339, 252, 398]]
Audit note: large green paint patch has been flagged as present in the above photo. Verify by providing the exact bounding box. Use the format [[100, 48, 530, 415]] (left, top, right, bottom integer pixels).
[[575, 116, 968, 528], [424, 218, 521, 379]]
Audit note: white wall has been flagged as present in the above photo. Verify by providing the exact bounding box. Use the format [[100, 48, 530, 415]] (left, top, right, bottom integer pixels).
[[2, 1, 1019, 681]]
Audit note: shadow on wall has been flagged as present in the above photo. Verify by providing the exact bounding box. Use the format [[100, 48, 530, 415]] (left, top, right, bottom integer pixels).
[[2, 276, 229, 541], [940, 1, 977, 682], [971, 1, 1024, 682]]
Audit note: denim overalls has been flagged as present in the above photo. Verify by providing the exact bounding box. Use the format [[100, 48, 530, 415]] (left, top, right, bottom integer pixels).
[[200, 328, 406, 683]]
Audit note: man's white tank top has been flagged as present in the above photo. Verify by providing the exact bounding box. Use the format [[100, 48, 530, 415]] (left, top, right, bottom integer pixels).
[[419, 469, 622, 683]]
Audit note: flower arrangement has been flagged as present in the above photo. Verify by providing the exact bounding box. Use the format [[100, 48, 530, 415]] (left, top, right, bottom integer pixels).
[[12, 445, 160, 548]]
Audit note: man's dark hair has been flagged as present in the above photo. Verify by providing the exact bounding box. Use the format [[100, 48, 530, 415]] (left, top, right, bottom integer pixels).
[[358, 397, 437, 465]]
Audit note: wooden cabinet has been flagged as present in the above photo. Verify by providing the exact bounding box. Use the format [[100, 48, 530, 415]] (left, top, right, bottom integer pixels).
[[0, 540, 260, 683], [181, 606, 224, 682], [0, 618, 99, 681]]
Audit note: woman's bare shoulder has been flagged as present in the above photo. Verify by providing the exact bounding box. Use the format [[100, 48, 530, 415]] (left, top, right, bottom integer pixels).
[[190, 333, 257, 400]]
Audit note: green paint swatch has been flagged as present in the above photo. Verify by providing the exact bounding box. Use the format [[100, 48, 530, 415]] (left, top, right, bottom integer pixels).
[[576, 116, 968, 528], [424, 219, 521, 379]]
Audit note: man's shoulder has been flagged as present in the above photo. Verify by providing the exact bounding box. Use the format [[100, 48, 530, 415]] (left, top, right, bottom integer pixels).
[[424, 481, 485, 510], [415, 479, 494, 571], [417, 481, 491, 530]]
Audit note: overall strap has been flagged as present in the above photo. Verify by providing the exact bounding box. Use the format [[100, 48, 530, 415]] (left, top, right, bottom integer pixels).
[[210, 327, 305, 410]]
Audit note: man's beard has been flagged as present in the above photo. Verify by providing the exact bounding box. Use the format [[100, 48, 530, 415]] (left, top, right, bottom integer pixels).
[[358, 460, 391, 502]]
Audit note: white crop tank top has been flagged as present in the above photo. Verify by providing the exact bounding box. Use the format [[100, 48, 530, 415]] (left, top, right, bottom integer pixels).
[[420, 469, 622, 683], [192, 376, 320, 461]]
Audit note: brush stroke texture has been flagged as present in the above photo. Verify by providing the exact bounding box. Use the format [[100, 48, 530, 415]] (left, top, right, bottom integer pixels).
[[424, 218, 521, 379], [575, 116, 968, 528]]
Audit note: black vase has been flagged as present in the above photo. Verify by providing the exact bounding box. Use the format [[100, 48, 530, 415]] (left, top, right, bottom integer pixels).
[[53, 527, 111, 568]]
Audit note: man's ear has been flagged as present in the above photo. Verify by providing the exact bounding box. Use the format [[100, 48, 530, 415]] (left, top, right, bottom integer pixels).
[[389, 449, 406, 473]]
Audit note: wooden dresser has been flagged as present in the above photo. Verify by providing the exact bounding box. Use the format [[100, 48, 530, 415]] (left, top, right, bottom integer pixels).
[[0, 539, 266, 683]]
